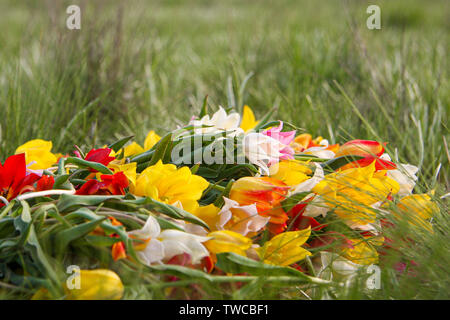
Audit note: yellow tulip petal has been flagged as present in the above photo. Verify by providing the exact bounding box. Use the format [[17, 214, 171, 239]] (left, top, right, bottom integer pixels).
[[240, 105, 259, 132], [144, 130, 161, 150]]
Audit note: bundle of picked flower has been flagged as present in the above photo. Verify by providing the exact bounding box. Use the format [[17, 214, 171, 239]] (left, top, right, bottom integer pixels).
[[0, 105, 442, 300]]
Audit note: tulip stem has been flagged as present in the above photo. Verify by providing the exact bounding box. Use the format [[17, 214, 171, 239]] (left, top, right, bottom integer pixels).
[[16, 189, 76, 201], [294, 155, 329, 162], [209, 184, 226, 192], [146, 275, 332, 289]]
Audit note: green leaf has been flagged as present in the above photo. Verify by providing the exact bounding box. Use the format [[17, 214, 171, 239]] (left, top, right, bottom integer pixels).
[[148, 132, 173, 165], [217, 163, 258, 180], [199, 95, 209, 118], [14, 201, 62, 296], [320, 155, 365, 173], [129, 149, 155, 164], [57, 194, 123, 212], [252, 106, 277, 131], [52, 174, 70, 189], [54, 217, 106, 254], [216, 252, 327, 284], [213, 179, 234, 207], [145, 263, 213, 281], [232, 278, 265, 299], [57, 157, 66, 176], [65, 157, 113, 174], [147, 198, 210, 230], [190, 163, 200, 175], [85, 234, 122, 246], [0, 217, 15, 237], [108, 135, 134, 152], [154, 216, 185, 231]]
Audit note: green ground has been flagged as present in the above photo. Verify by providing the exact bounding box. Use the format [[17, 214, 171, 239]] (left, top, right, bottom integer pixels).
[[0, 0, 449, 299]]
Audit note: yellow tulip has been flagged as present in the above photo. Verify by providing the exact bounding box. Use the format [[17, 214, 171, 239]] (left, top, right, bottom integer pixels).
[[269, 159, 312, 186], [341, 238, 379, 265], [32, 269, 124, 300], [108, 162, 137, 186], [144, 130, 161, 150], [193, 204, 221, 231], [257, 227, 311, 266], [123, 142, 144, 158], [204, 230, 252, 256], [313, 161, 399, 225], [132, 160, 209, 212], [15, 139, 57, 170], [395, 194, 438, 231], [65, 269, 124, 300], [240, 105, 259, 132]]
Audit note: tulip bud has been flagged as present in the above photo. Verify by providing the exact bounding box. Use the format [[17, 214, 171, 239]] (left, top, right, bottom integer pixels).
[[335, 140, 384, 157], [229, 177, 290, 233], [66, 269, 124, 300], [204, 230, 252, 256]]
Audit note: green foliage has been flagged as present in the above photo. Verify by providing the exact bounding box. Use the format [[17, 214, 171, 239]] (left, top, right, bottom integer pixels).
[[0, 0, 448, 300]]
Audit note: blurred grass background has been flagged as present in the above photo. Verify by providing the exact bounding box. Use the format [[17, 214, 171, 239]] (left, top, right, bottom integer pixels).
[[0, 0, 448, 299], [1, 0, 448, 185]]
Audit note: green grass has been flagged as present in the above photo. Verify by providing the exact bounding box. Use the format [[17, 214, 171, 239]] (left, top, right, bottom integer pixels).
[[0, 0, 448, 299]]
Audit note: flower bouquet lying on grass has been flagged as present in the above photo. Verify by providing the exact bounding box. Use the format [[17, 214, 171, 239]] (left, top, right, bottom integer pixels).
[[0, 105, 443, 300]]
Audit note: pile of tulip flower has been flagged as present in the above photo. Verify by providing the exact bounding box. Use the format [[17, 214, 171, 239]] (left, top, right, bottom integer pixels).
[[0, 105, 440, 299]]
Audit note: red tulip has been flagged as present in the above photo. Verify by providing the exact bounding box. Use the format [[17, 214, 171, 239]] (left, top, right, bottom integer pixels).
[[335, 140, 396, 171], [0, 154, 40, 206], [83, 148, 115, 169], [76, 172, 129, 195]]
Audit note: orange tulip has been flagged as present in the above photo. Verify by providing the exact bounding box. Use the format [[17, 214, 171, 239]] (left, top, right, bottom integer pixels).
[[229, 177, 290, 233], [291, 133, 339, 154], [334, 140, 396, 171], [335, 140, 384, 157]]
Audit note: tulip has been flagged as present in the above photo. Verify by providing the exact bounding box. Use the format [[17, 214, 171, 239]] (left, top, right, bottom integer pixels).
[[395, 194, 438, 231], [229, 176, 290, 233], [262, 121, 296, 160], [386, 163, 418, 196], [313, 161, 399, 226], [189, 106, 242, 135], [76, 172, 129, 195], [256, 227, 311, 266], [83, 148, 116, 169], [192, 203, 222, 232], [240, 105, 259, 132], [269, 159, 312, 186], [36, 174, 55, 191], [123, 142, 144, 157], [242, 132, 286, 175], [133, 160, 209, 213], [108, 162, 137, 186], [129, 216, 210, 265], [334, 140, 396, 171], [291, 134, 339, 157], [66, 269, 124, 300], [144, 130, 161, 150], [15, 139, 57, 170], [216, 197, 269, 236], [0, 154, 40, 207], [204, 230, 252, 257], [340, 238, 379, 265]]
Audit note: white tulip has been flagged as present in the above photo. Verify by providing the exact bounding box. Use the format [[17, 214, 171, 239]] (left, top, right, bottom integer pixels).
[[216, 197, 269, 236], [189, 106, 243, 135], [129, 216, 210, 265]]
